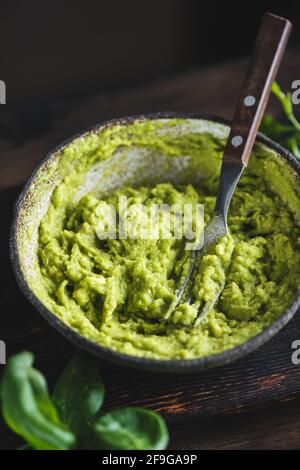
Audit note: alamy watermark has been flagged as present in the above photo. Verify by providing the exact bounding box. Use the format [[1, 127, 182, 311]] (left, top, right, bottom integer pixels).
[[95, 197, 205, 250], [0, 340, 6, 364], [291, 340, 300, 365], [291, 80, 300, 105], [0, 80, 6, 104]]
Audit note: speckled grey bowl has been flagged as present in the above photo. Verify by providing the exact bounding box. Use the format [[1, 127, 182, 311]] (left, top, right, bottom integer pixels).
[[10, 112, 300, 373]]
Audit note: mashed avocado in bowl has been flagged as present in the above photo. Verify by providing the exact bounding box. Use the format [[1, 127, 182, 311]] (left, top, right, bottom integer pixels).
[[12, 114, 300, 371]]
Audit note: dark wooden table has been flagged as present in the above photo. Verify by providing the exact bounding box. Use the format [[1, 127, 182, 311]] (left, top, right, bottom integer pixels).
[[1, 51, 300, 450]]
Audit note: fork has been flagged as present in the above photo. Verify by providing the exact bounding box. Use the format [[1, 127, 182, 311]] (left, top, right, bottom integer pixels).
[[166, 12, 292, 324]]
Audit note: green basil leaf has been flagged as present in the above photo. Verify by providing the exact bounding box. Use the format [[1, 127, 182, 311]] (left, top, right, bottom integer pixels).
[[272, 83, 300, 132], [287, 134, 300, 158], [88, 407, 169, 450], [28, 368, 61, 423], [260, 114, 294, 140], [260, 82, 300, 160], [0, 351, 75, 450], [53, 351, 104, 433]]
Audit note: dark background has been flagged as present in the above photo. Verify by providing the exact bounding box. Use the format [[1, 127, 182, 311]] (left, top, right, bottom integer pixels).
[[1, 0, 300, 106]]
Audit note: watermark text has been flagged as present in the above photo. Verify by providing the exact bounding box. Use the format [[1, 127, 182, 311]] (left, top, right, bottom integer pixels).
[[291, 340, 300, 365]]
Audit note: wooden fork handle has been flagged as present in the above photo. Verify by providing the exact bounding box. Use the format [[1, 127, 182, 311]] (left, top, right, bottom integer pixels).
[[223, 12, 292, 166]]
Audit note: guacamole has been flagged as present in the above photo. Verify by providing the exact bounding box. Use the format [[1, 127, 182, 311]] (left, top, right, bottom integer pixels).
[[36, 119, 300, 360]]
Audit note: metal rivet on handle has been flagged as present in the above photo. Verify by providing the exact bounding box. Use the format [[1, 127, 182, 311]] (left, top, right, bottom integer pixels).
[[231, 135, 243, 147], [243, 95, 256, 107]]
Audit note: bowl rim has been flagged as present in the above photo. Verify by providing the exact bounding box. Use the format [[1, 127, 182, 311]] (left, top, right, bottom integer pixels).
[[10, 111, 300, 373]]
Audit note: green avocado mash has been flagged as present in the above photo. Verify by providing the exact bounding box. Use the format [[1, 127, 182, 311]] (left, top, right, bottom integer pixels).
[[35, 119, 300, 360]]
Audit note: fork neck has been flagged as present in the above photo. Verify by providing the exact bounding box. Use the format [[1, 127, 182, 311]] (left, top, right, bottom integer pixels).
[[214, 161, 245, 223]]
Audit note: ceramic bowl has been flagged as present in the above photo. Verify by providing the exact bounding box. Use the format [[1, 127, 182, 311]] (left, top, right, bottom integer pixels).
[[10, 112, 300, 373]]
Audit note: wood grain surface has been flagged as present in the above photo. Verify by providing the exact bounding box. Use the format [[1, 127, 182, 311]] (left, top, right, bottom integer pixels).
[[1, 51, 300, 450]]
